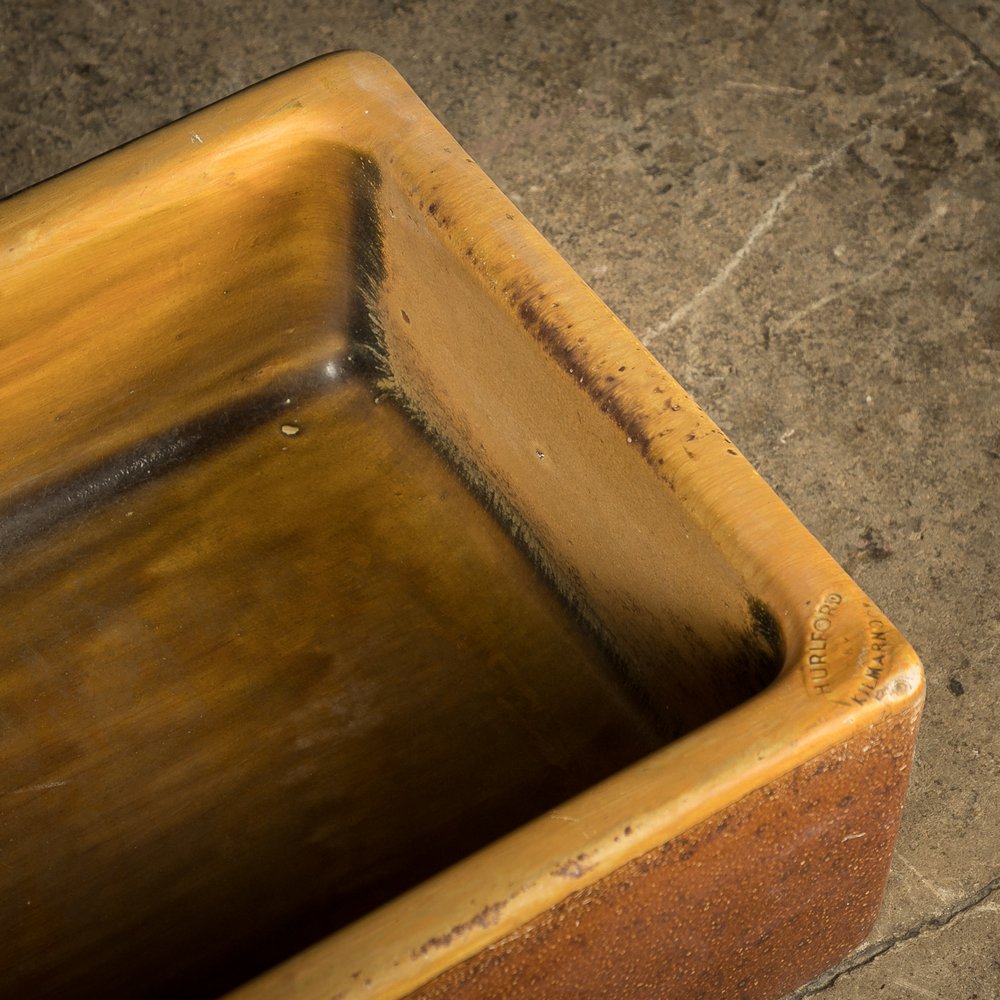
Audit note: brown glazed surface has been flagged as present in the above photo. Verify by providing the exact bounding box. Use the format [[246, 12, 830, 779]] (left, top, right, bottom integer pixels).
[[409, 706, 920, 1000], [0, 379, 666, 1000]]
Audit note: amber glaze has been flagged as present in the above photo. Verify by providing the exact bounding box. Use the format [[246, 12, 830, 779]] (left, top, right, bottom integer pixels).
[[0, 375, 676, 998]]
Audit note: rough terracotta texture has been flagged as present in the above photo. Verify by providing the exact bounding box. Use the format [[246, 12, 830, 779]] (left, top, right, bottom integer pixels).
[[409, 709, 920, 1000], [2, 1, 997, 996]]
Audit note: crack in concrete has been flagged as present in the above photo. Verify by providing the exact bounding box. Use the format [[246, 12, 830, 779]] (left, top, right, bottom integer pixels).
[[650, 127, 870, 337], [793, 874, 1000, 996], [773, 203, 948, 334], [643, 55, 976, 344], [914, 0, 1000, 79]]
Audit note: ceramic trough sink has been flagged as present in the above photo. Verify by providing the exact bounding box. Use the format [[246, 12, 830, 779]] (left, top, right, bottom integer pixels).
[[0, 52, 924, 1000]]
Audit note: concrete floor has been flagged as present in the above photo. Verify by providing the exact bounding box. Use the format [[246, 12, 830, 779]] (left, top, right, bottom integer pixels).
[[1, 1, 997, 997]]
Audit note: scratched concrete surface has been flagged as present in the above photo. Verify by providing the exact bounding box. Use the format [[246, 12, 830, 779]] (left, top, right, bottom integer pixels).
[[1, 1, 997, 997]]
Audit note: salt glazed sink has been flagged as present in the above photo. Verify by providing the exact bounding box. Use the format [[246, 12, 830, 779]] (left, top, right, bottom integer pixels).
[[0, 53, 923, 1000]]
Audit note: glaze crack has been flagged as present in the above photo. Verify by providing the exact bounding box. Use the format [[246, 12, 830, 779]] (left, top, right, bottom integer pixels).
[[792, 874, 1000, 996]]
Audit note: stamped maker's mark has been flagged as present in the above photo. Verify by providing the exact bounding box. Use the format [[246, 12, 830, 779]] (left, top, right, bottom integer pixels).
[[850, 606, 893, 707], [804, 594, 898, 704], [805, 592, 842, 695]]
